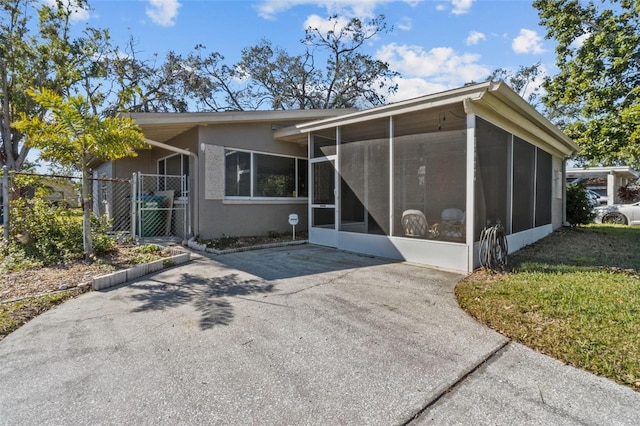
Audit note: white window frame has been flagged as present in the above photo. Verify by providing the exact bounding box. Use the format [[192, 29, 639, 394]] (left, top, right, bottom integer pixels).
[[224, 148, 309, 202]]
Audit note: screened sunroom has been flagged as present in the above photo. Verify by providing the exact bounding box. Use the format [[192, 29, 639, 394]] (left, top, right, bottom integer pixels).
[[275, 81, 578, 272]]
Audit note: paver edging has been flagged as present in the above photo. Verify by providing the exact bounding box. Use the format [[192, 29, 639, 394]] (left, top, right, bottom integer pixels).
[[92, 250, 191, 291]]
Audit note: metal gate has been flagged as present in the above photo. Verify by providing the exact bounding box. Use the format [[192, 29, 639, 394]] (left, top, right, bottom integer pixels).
[[132, 172, 190, 242]]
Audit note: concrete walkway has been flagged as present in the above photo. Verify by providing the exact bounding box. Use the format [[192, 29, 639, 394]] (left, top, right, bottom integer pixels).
[[0, 245, 638, 425]]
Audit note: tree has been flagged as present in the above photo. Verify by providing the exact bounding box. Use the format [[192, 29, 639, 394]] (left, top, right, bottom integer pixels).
[[533, 0, 640, 168], [107, 37, 192, 115], [236, 15, 399, 110], [0, 0, 110, 172], [15, 87, 146, 261], [487, 62, 545, 108]]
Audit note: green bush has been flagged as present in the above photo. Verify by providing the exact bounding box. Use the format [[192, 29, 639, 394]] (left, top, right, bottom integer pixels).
[[90, 214, 116, 255], [566, 184, 595, 225], [2, 197, 115, 268]]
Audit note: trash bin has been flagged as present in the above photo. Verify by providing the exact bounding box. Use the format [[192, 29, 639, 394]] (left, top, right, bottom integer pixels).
[[137, 195, 164, 237]]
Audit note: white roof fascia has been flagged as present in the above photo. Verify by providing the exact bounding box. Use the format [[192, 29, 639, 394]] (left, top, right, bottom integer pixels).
[[274, 81, 577, 159], [128, 109, 356, 126], [274, 82, 492, 140]]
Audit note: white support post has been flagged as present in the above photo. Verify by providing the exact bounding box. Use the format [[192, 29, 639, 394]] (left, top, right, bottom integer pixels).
[[389, 116, 394, 237], [131, 172, 138, 240], [465, 113, 476, 272], [607, 172, 615, 205]]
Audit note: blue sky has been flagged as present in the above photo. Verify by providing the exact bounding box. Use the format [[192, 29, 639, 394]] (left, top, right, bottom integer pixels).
[[62, 0, 557, 104]]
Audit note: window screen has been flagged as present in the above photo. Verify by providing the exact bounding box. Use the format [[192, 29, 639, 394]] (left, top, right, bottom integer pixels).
[[340, 120, 390, 235], [475, 118, 510, 240], [393, 112, 466, 241], [535, 149, 552, 226], [512, 137, 536, 233]]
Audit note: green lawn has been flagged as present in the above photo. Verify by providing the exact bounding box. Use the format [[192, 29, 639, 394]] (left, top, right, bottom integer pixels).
[[456, 225, 640, 391]]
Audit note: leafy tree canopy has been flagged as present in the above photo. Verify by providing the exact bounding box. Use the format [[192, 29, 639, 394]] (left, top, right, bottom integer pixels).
[[0, 0, 110, 172], [15, 87, 146, 260], [533, 0, 640, 168]]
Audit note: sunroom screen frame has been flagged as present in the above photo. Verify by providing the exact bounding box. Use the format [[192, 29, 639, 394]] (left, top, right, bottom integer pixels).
[[275, 81, 578, 273]]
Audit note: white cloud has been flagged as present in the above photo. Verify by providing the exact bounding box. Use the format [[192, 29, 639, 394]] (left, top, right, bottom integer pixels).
[[397, 17, 412, 31], [44, 0, 90, 23], [434, 0, 474, 16], [512, 29, 546, 54], [385, 77, 449, 102], [146, 0, 181, 27], [571, 32, 591, 49], [465, 30, 486, 46], [256, 0, 421, 20], [377, 43, 490, 87], [451, 0, 474, 15], [304, 14, 351, 34]]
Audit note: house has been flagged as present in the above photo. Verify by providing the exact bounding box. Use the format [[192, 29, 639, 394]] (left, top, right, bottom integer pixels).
[[97, 81, 579, 273], [566, 166, 639, 205]]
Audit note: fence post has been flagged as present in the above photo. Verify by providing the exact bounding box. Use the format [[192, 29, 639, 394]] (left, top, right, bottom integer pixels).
[[131, 172, 137, 240], [2, 166, 9, 242]]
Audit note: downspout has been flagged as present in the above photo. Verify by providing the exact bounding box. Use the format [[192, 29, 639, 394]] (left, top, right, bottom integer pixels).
[[144, 138, 199, 237]]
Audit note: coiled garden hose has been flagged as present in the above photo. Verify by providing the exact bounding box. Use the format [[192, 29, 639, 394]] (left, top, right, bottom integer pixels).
[[479, 223, 508, 271]]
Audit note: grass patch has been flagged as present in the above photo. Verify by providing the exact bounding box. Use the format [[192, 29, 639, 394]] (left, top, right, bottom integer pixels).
[[0, 291, 82, 340], [456, 224, 640, 391]]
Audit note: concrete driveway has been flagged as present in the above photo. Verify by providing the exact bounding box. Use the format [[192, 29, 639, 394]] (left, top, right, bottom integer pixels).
[[0, 245, 638, 425]]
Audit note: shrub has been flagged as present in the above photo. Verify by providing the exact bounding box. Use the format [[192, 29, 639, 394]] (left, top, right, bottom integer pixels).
[[3, 197, 115, 267], [90, 214, 116, 255], [203, 234, 239, 250], [566, 184, 595, 225]]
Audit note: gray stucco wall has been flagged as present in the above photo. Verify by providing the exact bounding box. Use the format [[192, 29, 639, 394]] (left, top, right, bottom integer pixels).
[[109, 122, 309, 239], [196, 123, 308, 239]]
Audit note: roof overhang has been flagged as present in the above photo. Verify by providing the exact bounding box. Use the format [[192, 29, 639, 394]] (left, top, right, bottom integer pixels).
[[274, 81, 579, 158], [567, 166, 639, 180], [125, 109, 357, 143]]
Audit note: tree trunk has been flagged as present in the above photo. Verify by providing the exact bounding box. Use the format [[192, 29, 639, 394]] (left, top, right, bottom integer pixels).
[[81, 166, 93, 262]]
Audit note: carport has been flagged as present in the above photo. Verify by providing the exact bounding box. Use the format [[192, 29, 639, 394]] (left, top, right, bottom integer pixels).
[[275, 81, 579, 272], [567, 166, 639, 205]]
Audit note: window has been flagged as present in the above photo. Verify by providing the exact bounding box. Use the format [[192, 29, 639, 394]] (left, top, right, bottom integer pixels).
[[158, 153, 189, 196], [225, 150, 251, 196], [224, 149, 308, 199], [158, 154, 189, 177]]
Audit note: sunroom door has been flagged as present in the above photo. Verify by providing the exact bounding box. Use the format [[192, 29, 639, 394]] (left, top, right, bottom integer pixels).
[[309, 132, 338, 247]]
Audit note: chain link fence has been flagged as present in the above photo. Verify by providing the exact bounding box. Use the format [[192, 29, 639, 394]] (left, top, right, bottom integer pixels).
[[133, 172, 190, 242], [92, 176, 133, 234], [1, 168, 190, 243]]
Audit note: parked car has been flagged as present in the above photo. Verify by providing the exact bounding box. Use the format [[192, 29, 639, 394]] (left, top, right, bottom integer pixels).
[[587, 189, 608, 205], [585, 190, 600, 208], [593, 202, 640, 225]]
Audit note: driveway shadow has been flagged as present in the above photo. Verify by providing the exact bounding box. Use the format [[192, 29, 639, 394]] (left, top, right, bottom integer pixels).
[[128, 272, 274, 330]]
